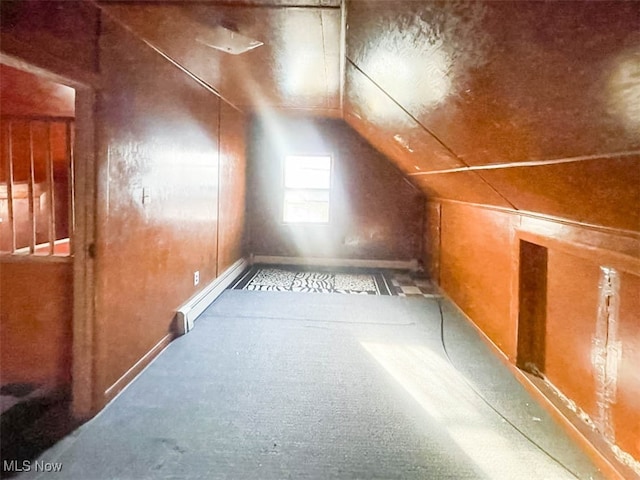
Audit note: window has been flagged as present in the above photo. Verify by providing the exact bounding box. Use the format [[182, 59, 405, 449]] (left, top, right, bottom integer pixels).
[[283, 155, 331, 223]]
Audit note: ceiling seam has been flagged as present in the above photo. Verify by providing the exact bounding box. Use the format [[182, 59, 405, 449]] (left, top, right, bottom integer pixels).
[[338, 0, 347, 114], [319, 9, 329, 110], [432, 197, 640, 240], [408, 150, 640, 176], [95, 2, 245, 114], [96, 1, 341, 9], [346, 57, 517, 209], [472, 170, 517, 210], [345, 57, 468, 168]]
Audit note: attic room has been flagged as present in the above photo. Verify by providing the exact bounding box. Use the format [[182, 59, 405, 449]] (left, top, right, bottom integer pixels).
[[0, 0, 638, 479]]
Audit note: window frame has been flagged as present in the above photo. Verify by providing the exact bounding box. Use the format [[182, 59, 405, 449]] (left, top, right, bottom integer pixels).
[[281, 153, 333, 225]]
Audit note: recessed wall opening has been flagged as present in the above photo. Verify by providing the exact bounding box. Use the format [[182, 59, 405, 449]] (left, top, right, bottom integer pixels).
[[282, 154, 331, 224], [0, 64, 75, 256], [516, 239, 548, 376]]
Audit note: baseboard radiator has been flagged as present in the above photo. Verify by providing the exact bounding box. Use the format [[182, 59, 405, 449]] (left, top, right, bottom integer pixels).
[[175, 257, 249, 335]]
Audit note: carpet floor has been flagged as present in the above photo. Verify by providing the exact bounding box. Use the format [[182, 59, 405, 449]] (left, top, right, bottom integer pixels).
[[9, 291, 605, 480]]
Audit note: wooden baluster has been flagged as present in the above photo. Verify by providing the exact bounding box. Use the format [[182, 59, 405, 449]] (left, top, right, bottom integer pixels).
[[28, 121, 36, 254], [46, 122, 56, 255], [4, 121, 16, 253]]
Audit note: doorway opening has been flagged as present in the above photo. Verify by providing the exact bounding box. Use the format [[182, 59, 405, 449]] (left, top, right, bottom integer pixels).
[[0, 63, 81, 468]]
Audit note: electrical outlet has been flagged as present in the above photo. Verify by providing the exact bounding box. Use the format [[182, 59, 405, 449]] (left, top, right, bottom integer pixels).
[[193, 271, 200, 286]]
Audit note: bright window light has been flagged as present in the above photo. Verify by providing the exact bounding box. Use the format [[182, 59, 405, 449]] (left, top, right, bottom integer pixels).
[[283, 155, 331, 223]]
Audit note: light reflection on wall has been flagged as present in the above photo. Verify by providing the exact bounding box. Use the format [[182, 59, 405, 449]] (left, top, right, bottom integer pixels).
[[108, 137, 218, 224], [607, 49, 640, 134], [348, 0, 491, 126], [273, 9, 331, 105], [282, 52, 328, 103], [363, 45, 452, 119], [142, 149, 218, 223]]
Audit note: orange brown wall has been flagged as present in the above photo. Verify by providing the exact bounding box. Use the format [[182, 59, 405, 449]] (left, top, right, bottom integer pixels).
[[423, 200, 640, 464], [0, 260, 72, 388], [0, 0, 100, 76], [247, 116, 424, 261], [94, 15, 248, 406]]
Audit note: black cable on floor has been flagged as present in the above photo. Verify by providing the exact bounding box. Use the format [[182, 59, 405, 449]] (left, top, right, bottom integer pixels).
[[435, 298, 583, 480]]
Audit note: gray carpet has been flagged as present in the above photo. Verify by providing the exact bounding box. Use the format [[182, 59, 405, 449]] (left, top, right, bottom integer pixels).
[[11, 291, 604, 480]]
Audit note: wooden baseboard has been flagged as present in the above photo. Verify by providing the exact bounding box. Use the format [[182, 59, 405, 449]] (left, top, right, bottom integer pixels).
[[103, 333, 174, 404]]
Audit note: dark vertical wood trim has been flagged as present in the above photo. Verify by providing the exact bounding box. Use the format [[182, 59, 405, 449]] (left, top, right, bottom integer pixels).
[[28, 121, 36, 253], [67, 121, 75, 255], [516, 240, 548, 374], [215, 99, 221, 278], [436, 201, 442, 286], [425, 201, 442, 285], [71, 89, 97, 419]]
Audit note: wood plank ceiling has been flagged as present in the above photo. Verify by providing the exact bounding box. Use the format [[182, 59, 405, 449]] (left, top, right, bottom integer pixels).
[[98, 0, 640, 232], [99, 0, 342, 116]]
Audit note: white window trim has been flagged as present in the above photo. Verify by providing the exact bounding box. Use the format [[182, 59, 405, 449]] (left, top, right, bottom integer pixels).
[[282, 154, 332, 225]]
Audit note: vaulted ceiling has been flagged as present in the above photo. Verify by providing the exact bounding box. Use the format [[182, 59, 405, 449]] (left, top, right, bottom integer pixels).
[[99, 0, 640, 231]]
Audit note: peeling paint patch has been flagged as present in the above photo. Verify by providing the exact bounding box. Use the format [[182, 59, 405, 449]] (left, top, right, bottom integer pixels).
[[592, 266, 621, 442], [547, 376, 640, 476], [393, 134, 414, 152], [611, 445, 640, 477], [546, 378, 598, 431]]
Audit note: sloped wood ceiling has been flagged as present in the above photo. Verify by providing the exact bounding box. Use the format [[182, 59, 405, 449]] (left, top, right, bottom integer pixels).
[[344, 0, 640, 232], [100, 0, 639, 231], [99, 0, 342, 117]]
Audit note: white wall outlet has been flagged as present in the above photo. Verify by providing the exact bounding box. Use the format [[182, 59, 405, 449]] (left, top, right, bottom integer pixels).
[[193, 271, 200, 286]]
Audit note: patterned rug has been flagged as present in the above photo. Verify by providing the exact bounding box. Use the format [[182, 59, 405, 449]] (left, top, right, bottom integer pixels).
[[230, 266, 393, 295]]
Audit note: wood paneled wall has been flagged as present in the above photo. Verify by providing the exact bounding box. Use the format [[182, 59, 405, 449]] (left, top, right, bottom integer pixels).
[[94, 16, 248, 405], [1, 2, 248, 412], [0, 0, 100, 83], [424, 200, 640, 471], [437, 203, 517, 357], [0, 259, 72, 387]]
